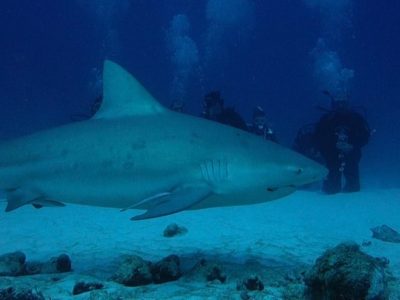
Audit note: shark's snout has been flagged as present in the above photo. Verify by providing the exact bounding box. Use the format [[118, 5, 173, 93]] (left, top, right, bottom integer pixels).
[[311, 162, 328, 180], [286, 160, 327, 186], [305, 163, 328, 183]]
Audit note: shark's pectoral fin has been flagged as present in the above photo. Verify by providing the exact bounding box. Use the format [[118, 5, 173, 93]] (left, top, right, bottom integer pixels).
[[5, 188, 65, 212], [131, 185, 212, 221], [120, 192, 171, 212]]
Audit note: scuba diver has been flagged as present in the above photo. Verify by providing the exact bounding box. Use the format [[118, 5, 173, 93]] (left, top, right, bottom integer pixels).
[[247, 106, 278, 142], [202, 91, 248, 131], [292, 123, 322, 163], [70, 95, 103, 121], [89, 95, 103, 117], [314, 91, 371, 194]]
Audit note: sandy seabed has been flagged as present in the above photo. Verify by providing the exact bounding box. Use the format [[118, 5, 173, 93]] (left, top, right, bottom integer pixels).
[[1, 189, 399, 299]]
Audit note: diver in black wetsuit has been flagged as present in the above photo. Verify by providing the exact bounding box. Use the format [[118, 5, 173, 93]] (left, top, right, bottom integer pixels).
[[202, 91, 248, 131], [314, 95, 370, 194], [247, 106, 278, 142], [70, 95, 103, 121], [293, 123, 322, 163]]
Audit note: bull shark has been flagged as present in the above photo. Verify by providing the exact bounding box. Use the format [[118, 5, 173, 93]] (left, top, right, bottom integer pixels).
[[0, 60, 327, 220]]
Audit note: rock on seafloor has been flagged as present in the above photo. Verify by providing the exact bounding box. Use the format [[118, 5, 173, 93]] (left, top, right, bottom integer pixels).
[[0, 255, 312, 299], [1, 245, 399, 299], [0, 251, 26, 277], [110, 254, 182, 286], [163, 223, 188, 238], [304, 242, 392, 300], [371, 225, 400, 243], [0, 251, 71, 278]]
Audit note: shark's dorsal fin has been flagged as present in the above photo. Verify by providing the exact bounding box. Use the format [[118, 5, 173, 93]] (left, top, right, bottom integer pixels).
[[94, 60, 165, 119]]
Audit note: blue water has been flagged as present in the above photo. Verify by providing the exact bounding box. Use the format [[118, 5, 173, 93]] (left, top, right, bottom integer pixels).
[[0, 0, 399, 188]]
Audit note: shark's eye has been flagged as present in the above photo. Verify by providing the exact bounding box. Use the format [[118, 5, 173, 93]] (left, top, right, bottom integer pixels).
[[296, 168, 303, 175]]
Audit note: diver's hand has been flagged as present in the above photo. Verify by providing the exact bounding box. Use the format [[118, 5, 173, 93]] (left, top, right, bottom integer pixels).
[[336, 141, 353, 153]]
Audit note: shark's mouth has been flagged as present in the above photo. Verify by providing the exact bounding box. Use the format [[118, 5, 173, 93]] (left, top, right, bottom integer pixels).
[[267, 184, 296, 192]]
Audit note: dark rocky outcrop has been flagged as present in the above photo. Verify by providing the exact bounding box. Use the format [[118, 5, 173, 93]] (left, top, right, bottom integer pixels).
[[304, 242, 389, 300], [111, 255, 153, 286], [0, 252, 26, 276], [151, 255, 181, 284], [0, 252, 71, 277], [24, 254, 71, 275], [112, 254, 182, 286], [237, 274, 264, 291]]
